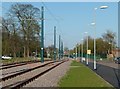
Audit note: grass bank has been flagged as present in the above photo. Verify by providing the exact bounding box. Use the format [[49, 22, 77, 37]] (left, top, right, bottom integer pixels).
[[59, 60, 113, 88]]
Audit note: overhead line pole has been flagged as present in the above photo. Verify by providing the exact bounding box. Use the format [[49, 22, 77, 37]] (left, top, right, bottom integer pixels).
[[41, 6, 44, 63], [54, 26, 56, 62], [59, 35, 61, 61], [61, 40, 63, 59], [60, 40, 63, 59], [61, 41, 64, 58]]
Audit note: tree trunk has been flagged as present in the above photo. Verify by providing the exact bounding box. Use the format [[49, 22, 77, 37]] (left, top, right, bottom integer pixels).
[[13, 47, 16, 58], [27, 46, 29, 57], [24, 46, 26, 57], [26, 36, 29, 57]]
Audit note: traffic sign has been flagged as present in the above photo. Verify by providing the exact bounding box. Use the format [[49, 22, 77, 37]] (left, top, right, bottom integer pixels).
[[87, 50, 91, 54]]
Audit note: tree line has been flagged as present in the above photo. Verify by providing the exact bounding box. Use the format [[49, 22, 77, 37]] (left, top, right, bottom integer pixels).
[[2, 3, 41, 58], [2, 3, 61, 59], [2, 3, 117, 59], [70, 30, 116, 58]]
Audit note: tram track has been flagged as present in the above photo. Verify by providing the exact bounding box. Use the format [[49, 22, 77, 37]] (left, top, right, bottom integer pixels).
[[1, 60, 67, 89], [1, 60, 51, 70]]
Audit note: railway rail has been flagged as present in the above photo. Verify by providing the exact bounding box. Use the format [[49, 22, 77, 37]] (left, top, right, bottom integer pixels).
[[1, 60, 40, 66], [1, 61, 54, 81], [0, 60, 51, 70], [1, 60, 67, 89]]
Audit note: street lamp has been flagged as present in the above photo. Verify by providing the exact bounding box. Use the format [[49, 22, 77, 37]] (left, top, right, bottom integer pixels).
[[84, 32, 88, 65], [100, 6, 108, 9], [78, 43, 81, 59], [92, 5, 108, 70], [76, 44, 78, 60], [81, 39, 84, 62]]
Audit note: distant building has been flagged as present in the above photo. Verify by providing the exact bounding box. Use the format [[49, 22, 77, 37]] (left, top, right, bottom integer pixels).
[[107, 49, 120, 61], [112, 49, 120, 57]]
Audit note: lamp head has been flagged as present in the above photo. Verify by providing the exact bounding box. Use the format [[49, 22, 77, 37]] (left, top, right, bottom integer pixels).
[[100, 6, 108, 9]]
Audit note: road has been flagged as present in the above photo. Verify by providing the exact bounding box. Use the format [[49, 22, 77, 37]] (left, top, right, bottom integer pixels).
[[82, 59, 120, 88]]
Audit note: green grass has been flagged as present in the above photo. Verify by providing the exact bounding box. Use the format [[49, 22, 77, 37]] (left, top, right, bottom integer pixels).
[[59, 60, 114, 88]]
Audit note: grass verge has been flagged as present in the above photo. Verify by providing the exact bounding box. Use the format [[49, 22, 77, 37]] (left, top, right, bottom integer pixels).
[[58, 60, 114, 88]]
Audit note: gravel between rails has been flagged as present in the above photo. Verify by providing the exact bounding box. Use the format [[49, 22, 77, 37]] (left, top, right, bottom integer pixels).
[[1, 61, 61, 88], [2, 61, 51, 77], [24, 60, 72, 87]]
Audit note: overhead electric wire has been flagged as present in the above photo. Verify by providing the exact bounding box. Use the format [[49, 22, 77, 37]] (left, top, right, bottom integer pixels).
[[40, 1, 63, 36], [41, 1, 59, 23], [40, 1, 65, 48]]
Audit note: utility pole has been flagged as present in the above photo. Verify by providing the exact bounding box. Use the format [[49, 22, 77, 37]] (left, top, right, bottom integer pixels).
[[61, 41, 62, 59], [79, 44, 80, 58], [86, 34, 89, 65], [93, 8, 97, 70], [59, 35, 61, 61], [62, 42, 64, 57], [61, 41, 64, 59], [76, 44, 78, 60], [81, 39, 83, 62], [54, 26, 56, 62], [85, 32, 88, 65], [40, 6, 44, 63]]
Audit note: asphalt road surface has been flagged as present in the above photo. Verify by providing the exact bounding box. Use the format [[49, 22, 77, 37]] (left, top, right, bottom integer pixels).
[[82, 60, 120, 89]]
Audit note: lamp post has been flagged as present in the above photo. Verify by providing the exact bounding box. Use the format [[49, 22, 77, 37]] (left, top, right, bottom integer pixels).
[[92, 5, 108, 70], [76, 45, 77, 60], [81, 39, 83, 62], [84, 32, 88, 65], [79, 43, 80, 59]]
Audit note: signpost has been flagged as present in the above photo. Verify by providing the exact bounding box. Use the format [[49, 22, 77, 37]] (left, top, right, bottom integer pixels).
[[87, 50, 91, 55], [87, 50, 91, 65]]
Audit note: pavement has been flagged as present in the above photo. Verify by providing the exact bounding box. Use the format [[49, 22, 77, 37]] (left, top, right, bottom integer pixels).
[[82, 60, 120, 89]]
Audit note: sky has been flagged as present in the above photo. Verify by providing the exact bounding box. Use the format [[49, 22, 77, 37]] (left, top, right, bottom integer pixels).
[[1, 1, 118, 49]]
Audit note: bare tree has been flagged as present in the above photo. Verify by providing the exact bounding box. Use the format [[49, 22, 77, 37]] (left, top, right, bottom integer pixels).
[[102, 30, 116, 45], [9, 3, 40, 57]]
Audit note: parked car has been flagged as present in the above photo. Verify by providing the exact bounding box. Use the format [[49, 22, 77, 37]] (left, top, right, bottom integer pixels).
[[2, 56, 12, 60], [81, 57, 85, 62], [114, 57, 120, 64]]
